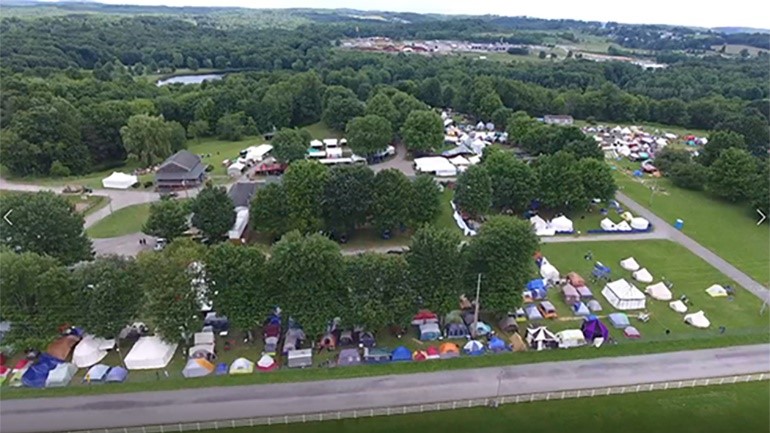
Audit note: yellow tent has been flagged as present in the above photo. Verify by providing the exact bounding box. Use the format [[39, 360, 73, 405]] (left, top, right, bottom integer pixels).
[[509, 333, 528, 352]]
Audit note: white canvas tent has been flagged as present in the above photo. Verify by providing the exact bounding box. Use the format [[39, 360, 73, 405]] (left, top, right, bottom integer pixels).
[[684, 311, 710, 329], [102, 172, 138, 189], [45, 363, 78, 388], [645, 282, 672, 301], [72, 335, 115, 368], [229, 357, 254, 374], [530, 215, 556, 237], [600, 218, 617, 231], [616, 221, 632, 231], [555, 329, 586, 349], [539, 258, 560, 283], [620, 257, 640, 271], [227, 162, 246, 177], [550, 215, 574, 233], [242, 144, 273, 162], [602, 279, 646, 310], [705, 284, 728, 297], [228, 207, 250, 240], [449, 155, 470, 167], [124, 336, 178, 370], [309, 139, 324, 149], [630, 217, 650, 230], [633, 268, 654, 283], [669, 300, 688, 313], [189, 331, 216, 357], [526, 326, 556, 351], [414, 157, 457, 177]]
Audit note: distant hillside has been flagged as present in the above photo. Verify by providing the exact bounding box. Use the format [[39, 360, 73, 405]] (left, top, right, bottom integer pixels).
[[713, 27, 770, 34]]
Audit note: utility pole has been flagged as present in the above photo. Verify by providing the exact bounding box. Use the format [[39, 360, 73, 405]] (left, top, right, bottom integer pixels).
[[472, 273, 481, 338]]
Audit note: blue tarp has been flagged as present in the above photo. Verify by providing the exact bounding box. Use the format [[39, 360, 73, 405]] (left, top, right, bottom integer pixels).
[[526, 279, 545, 291], [215, 363, 228, 375], [391, 346, 412, 362], [488, 336, 509, 353], [105, 366, 128, 383], [22, 353, 62, 388]]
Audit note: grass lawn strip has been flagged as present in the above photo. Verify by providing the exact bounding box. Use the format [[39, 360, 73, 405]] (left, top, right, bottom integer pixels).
[[85, 203, 151, 238], [191, 381, 770, 433]]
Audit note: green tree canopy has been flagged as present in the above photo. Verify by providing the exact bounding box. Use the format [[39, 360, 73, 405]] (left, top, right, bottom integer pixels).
[[454, 164, 493, 218], [371, 169, 414, 233], [409, 175, 442, 227], [272, 128, 310, 164], [401, 110, 444, 153], [365, 92, 399, 127], [143, 198, 189, 241], [343, 253, 413, 330], [707, 147, 757, 201], [700, 130, 746, 166], [190, 184, 236, 241], [483, 147, 536, 212], [407, 226, 465, 314], [577, 158, 617, 201], [250, 183, 290, 241], [535, 151, 586, 210], [322, 96, 365, 132], [669, 161, 708, 190], [321, 165, 375, 236], [120, 114, 173, 167], [283, 160, 329, 233], [655, 147, 694, 174], [345, 115, 392, 156]]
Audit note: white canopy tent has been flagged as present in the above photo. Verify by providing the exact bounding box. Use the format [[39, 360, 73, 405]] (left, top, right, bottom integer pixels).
[[102, 172, 138, 189], [449, 155, 470, 167], [669, 300, 688, 313], [414, 157, 457, 177], [530, 215, 556, 237], [555, 329, 587, 349], [620, 257, 640, 272], [602, 279, 646, 310], [630, 217, 650, 230], [227, 162, 246, 177], [633, 268, 654, 284], [124, 336, 178, 370], [684, 311, 711, 329], [228, 207, 250, 240], [616, 221, 632, 231], [706, 284, 728, 297], [309, 139, 324, 149], [539, 258, 560, 283], [645, 282, 672, 301], [550, 215, 574, 233], [600, 218, 617, 231], [72, 335, 115, 368], [241, 144, 273, 163]]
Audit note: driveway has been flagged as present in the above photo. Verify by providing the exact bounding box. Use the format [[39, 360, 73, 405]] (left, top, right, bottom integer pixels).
[[370, 143, 415, 176], [1, 344, 767, 433]]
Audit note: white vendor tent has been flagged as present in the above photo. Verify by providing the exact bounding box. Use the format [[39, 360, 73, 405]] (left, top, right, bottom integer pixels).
[[228, 207, 250, 240], [539, 258, 560, 283], [189, 331, 215, 357], [227, 162, 246, 177], [645, 282, 672, 301], [309, 139, 324, 149], [242, 144, 273, 162], [669, 300, 688, 313], [705, 284, 728, 297], [322, 138, 339, 148], [414, 157, 457, 177], [684, 311, 710, 329], [600, 218, 617, 231], [630, 217, 650, 230], [326, 147, 343, 158], [72, 335, 115, 368], [555, 329, 587, 349], [632, 268, 654, 283], [616, 221, 632, 231], [530, 215, 556, 237], [602, 279, 646, 310], [620, 257, 640, 271], [124, 336, 178, 370], [550, 215, 574, 233], [101, 172, 138, 190], [449, 155, 470, 167]]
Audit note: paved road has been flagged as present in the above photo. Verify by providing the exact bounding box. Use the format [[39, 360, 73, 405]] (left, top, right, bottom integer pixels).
[[2, 344, 768, 433], [617, 191, 770, 303], [92, 233, 158, 257]]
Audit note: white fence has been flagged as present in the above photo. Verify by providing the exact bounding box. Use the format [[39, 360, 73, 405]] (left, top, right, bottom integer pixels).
[[67, 372, 768, 433]]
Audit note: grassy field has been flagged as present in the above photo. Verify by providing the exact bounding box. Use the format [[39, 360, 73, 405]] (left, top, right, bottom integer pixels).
[[574, 119, 710, 140], [86, 203, 151, 238], [612, 165, 770, 285], [192, 381, 770, 433], [710, 44, 767, 56], [0, 163, 154, 191]]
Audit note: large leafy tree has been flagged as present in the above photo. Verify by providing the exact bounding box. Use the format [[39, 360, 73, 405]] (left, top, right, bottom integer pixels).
[[345, 115, 392, 157], [371, 169, 414, 233], [655, 147, 693, 174], [322, 96, 365, 132], [250, 183, 291, 240], [577, 158, 617, 201], [0, 251, 77, 349], [289, 71, 324, 126], [0, 191, 92, 265], [409, 175, 442, 226], [707, 148, 757, 201], [120, 114, 173, 167], [283, 160, 329, 233], [699, 131, 746, 167], [137, 239, 206, 344], [751, 161, 770, 218], [401, 110, 444, 153], [272, 128, 310, 164], [143, 198, 189, 241], [190, 184, 235, 241], [484, 148, 536, 212], [407, 226, 465, 315], [343, 253, 412, 330], [321, 165, 375, 235], [206, 243, 268, 339], [267, 231, 346, 336], [71, 256, 143, 339], [79, 100, 133, 165], [365, 92, 399, 126], [477, 93, 504, 122], [536, 151, 586, 210], [463, 216, 539, 311], [454, 164, 493, 218], [390, 91, 429, 132], [564, 138, 603, 160], [669, 162, 708, 190]]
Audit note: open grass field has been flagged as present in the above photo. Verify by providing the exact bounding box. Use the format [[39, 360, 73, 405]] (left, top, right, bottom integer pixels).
[[612, 166, 770, 286], [0, 162, 154, 191], [4, 238, 767, 399], [193, 381, 770, 433], [86, 203, 151, 238], [710, 44, 767, 56]]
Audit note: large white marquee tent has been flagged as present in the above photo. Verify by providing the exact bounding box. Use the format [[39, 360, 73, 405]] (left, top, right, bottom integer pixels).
[[602, 279, 646, 310]]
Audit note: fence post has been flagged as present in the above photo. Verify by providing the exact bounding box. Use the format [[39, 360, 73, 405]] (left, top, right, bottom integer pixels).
[[453, 401, 457, 410], [745, 375, 751, 382], [732, 376, 738, 384], [267, 417, 271, 426], [620, 387, 625, 394], [231, 420, 235, 428], [760, 373, 765, 381], [636, 385, 641, 392], [284, 416, 288, 424], [370, 409, 374, 417], [388, 407, 392, 416], [606, 388, 611, 396], [705, 378, 710, 386], [678, 381, 683, 388], [420, 405, 424, 413], [302, 415, 306, 423], [591, 389, 595, 397], [353, 411, 357, 419], [515, 395, 520, 404], [561, 391, 566, 399], [250, 419, 254, 428], [530, 394, 534, 402], [160, 425, 165, 433]]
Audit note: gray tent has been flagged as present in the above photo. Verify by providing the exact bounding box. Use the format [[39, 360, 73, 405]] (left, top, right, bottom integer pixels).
[[287, 349, 312, 368], [337, 348, 361, 367], [283, 328, 306, 354], [445, 323, 469, 339], [498, 317, 519, 333], [45, 363, 78, 388]]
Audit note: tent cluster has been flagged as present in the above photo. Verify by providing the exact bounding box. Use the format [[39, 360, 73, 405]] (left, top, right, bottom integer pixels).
[[598, 212, 650, 233], [529, 215, 574, 236], [583, 124, 694, 162]]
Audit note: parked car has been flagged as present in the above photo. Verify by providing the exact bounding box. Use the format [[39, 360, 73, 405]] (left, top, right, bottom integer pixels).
[[154, 238, 167, 251]]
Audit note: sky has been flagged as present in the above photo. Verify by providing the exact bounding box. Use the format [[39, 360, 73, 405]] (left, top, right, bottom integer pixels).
[[92, 0, 769, 29]]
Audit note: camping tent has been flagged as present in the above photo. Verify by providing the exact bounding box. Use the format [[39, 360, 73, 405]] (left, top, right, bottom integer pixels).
[[684, 311, 710, 329], [45, 363, 77, 388], [555, 329, 586, 349], [182, 358, 214, 378], [632, 268, 654, 283], [446, 323, 469, 339], [419, 322, 441, 341], [391, 346, 412, 362], [412, 350, 428, 361], [189, 331, 215, 357], [257, 354, 278, 371], [125, 336, 178, 370], [22, 353, 62, 388], [84, 364, 110, 382], [616, 221, 632, 231], [706, 284, 728, 297], [550, 215, 574, 233], [229, 357, 254, 374], [576, 286, 593, 299], [602, 279, 646, 310], [488, 336, 509, 353], [438, 343, 460, 359], [566, 272, 586, 287], [338, 349, 361, 367], [425, 346, 440, 360], [105, 366, 128, 383], [669, 300, 688, 313], [600, 218, 617, 231], [581, 317, 609, 342], [73, 335, 115, 368], [562, 284, 580, 304], [227, 162, 246, 177], [645, 282, 672, 301], [363, 348, 391, 364], [624, 326, 641, 339], [572, 302, 590, 316], [287, 349, 312, 368], [102, 172, 138, 189], [539, 258, 560, 283], [510, 333, 527, 352], [463, 340, 485, 356], [630, 217, 650, 230], [414, 157, 458, 177], [525, 327, 557, 351], [530, 215, 556, 236], [587, 299, 603, 312], [620, 257, 640, 271], [608, 313, 631, 329], [525, 304, 543, 320], [498, 316, 519, 333]]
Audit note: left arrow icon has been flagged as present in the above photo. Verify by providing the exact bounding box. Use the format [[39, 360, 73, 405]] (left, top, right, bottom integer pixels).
[[3, 209, 13, 225]]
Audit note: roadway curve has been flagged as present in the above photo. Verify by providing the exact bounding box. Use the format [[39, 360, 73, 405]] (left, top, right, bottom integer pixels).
[[1, 344, 768, 433]]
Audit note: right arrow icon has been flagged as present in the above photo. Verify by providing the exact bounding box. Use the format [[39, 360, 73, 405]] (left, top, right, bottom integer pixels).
[[758, 209, 767, 226]]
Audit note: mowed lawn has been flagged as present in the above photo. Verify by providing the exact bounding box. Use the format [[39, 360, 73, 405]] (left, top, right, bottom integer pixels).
[[614, 169, 770, 285], [196, 381, 770, 433], [86, 203, 151, 238], [540, 240, 769, 340]]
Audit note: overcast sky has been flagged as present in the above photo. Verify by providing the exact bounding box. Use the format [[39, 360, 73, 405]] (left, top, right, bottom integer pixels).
[[92, 0, 768, 28]]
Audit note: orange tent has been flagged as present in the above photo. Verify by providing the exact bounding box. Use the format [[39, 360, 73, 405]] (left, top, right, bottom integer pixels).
[[438, 342, 460, 359]]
